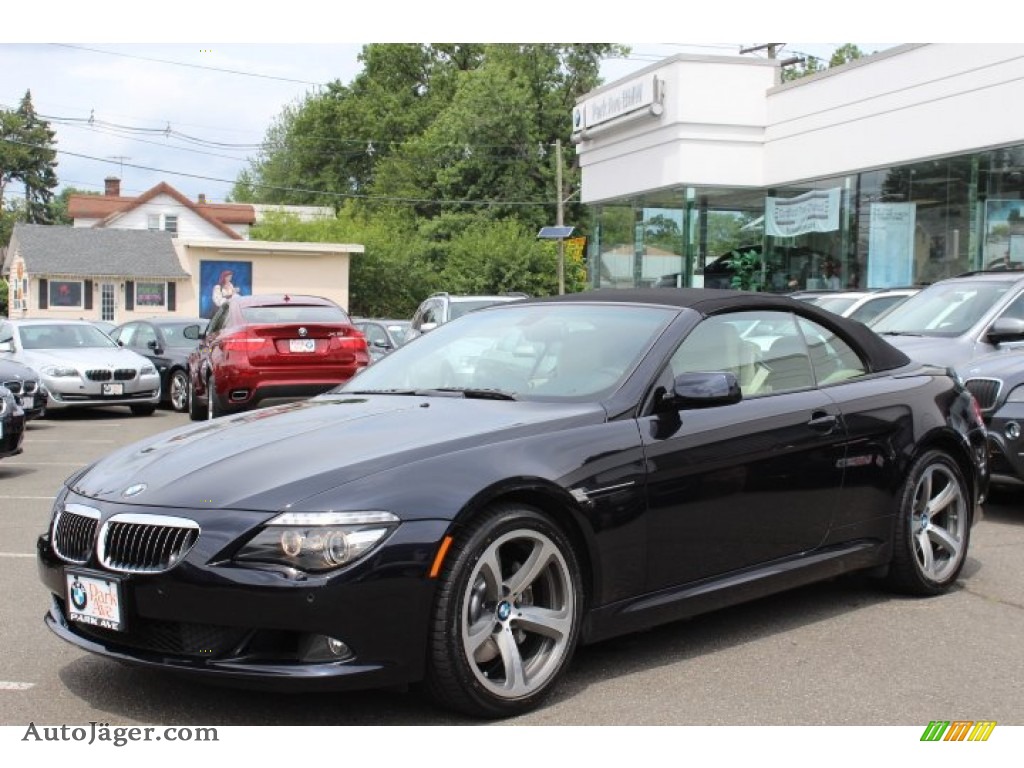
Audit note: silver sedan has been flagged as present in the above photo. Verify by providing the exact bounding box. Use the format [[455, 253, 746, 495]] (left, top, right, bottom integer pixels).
[[0, 319, 160, 415]]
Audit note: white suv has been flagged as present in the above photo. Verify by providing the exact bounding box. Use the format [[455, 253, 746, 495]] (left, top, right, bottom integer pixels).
[[405, 292, 529, 341]]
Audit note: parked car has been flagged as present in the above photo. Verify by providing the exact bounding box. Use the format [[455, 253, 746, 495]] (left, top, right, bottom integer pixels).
[[36, 289, 987, 718], [961, 350, 1024, 489], [184, 294, 370, 420], [405, 291, 529, 342], [807, 288, 919, 324], [110, 318, 206, 413], [0, 385, 25, 459], [0, 358, 47, 420], [89, 320, 117, 337], [0, 319, 161, 416], [352, 318, 411, 363], [870, 270, 1024, 368]]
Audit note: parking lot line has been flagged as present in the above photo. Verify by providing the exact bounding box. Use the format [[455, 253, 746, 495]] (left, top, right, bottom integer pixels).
[[0, 682, 35, 690]]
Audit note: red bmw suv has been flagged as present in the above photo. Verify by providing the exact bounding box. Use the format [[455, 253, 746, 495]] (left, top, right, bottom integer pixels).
[[184, 294, 370, 420]]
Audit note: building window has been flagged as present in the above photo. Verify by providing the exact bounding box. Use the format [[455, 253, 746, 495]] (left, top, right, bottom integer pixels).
[[48, 280, 84, 308], [147, 213, 178, 233], [134, 281, 167, 308]]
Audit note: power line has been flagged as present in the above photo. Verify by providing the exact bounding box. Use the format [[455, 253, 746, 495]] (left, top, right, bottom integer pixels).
[[49, 44, 329, 87], [1, 135, 559, 209]]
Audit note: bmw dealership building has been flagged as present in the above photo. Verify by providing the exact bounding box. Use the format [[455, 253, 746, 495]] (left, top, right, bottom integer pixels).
[[573, 44, 1024, 291]]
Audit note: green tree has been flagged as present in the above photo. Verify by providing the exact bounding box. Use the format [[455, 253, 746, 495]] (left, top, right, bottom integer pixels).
[[14, 91, 58, 224], [0, 91, 59, 239], [50, 186, 99, 225], [782, 44, 865, 82]]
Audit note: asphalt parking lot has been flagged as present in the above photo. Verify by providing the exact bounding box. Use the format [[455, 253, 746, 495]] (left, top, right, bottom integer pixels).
[[1, 406, 1022, 727]]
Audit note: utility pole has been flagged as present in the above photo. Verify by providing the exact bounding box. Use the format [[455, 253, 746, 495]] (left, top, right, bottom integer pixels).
[[740, 43, 785, 59], [556, 138, 565, 295]]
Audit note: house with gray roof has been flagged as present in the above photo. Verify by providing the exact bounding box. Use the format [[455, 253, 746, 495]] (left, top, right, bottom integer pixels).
[[4, 223, 191, 320], [3, 220, 364, 323]]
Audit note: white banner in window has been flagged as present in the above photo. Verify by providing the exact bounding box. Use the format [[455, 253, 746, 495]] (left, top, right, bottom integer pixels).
[[867, 203, 916, 288], [765, 188, 841, 237]]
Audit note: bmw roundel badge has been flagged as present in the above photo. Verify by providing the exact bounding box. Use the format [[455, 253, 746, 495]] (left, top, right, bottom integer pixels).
[[122, 483, 147, 498]]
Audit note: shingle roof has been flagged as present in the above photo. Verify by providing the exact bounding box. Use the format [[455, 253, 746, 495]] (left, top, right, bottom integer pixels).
[[68, 182, 253, 239], [5, 223, 191, 279]]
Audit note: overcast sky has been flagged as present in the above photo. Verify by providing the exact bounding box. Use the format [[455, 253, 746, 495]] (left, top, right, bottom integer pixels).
[[0, 1, 978, 206]]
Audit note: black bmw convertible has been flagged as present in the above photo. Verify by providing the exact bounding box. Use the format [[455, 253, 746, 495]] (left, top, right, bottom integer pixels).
[[37, 289, 989, 718]]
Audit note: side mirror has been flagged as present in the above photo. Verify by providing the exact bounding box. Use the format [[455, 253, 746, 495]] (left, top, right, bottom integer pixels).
[[0, 341, 13, 353], [987, 317, 1024, 344], [183, 324, 203, 341], [147, 339, 162, 353], [371, 340, 393, 350], [661, 371, 742, 410], [419, 322, 438, 333]]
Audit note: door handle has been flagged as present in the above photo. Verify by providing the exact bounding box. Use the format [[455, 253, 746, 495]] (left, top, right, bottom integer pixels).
[[807, 411, 838, 433]]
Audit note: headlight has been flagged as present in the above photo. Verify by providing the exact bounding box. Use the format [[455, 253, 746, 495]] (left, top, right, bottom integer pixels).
[[41, 366, 79, 378], [140, 364, 157, 375], [234, 511, 400, 572], [1006, 385, 1024, 403]]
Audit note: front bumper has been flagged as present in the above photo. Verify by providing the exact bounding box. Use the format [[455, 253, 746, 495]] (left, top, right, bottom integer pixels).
[[42, 372, 160, 410], [986, 401, 1024, 487], [37, 514, 448, 691]]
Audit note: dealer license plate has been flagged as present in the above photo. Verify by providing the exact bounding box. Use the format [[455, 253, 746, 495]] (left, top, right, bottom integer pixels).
[[66, 571, 123, 631], [289, 339, 316, 353], [21, 395, 33, 409], [102, 383, 124, 396]]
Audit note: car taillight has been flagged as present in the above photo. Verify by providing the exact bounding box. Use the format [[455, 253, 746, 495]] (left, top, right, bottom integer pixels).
[[329, 333, 368, 353], [221, 331, 267, 353]]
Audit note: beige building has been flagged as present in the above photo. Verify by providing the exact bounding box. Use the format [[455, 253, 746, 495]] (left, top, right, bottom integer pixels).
[[3, 179, 362, 322]]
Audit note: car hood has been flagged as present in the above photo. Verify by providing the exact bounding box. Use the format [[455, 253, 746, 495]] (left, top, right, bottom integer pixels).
[[67, 394, 607, 511], [20, 347, 151, 369], [961, 350, 1024, 381], [873, 334, 976, 369]]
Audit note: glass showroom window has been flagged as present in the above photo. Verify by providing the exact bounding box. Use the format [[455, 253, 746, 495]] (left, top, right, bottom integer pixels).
[[135, 282, 167, 309]]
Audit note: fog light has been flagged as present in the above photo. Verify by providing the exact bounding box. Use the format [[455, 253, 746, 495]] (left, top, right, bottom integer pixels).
[[326, 637, 351, 657], [298, 633, 354, 662], [1006, 422, 1021, 441]]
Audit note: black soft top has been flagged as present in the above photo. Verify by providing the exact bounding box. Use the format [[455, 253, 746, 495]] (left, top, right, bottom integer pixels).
[[519, 288, 913, 373]]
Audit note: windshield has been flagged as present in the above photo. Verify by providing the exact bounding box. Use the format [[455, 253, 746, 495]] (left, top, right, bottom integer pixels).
[[871, 281, 1015, 337], [341, 303, 676, 400], [19, 324, 119, 350], [811, 296, 859, 315], [161, 323, 207, 348], [449, 299, 514, 321]]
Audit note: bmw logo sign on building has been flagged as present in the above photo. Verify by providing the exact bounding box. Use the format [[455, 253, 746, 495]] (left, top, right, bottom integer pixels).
[[572, 106, 583, 131]]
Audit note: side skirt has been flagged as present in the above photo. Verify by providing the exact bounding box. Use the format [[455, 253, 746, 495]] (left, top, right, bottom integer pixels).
[[581, 539, 888, 645]]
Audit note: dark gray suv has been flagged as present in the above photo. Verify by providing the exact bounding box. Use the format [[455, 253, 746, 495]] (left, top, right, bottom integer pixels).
[[870, 270, 1024, 369], [961, 350, 1024, 488]]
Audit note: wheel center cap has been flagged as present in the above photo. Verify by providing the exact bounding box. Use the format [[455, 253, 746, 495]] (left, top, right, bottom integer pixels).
[[919, 513, 930, 532], [496, 601, 512, 621]]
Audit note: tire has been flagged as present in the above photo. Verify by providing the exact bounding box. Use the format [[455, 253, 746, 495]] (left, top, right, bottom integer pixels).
[[130, 404, 156, 416], [168, 369, 189, 413], [425, 503, 583, 718], [187, 375, 204, 421], [886, 449, 971, 596], [206, 372, 225, 420]]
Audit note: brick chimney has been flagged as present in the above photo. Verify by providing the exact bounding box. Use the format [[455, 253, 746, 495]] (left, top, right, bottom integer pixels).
[[197, 193, 207, 204], [104, 176, 121, 197]]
